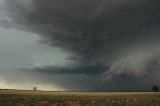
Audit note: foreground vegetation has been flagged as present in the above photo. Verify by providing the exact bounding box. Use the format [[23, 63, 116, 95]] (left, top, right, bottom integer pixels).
[[0, 90, 160, 106]]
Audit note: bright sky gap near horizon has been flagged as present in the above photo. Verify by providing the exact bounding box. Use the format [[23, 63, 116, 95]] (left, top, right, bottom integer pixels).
[[0, 0, 160, 91]]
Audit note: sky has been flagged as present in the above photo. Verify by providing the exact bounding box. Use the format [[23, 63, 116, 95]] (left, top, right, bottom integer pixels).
[[0, 0, 160, 91]]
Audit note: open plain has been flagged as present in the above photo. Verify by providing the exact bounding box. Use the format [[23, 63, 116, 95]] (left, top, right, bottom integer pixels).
[[0, 90, 160, 106]]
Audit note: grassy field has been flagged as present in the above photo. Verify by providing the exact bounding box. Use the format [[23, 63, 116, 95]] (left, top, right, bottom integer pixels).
[[0, 90, 160, 106]]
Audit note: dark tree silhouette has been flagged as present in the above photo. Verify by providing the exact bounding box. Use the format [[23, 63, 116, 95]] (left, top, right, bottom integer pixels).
[[33, 87, 37, 91], [152, 85, 159, 92]]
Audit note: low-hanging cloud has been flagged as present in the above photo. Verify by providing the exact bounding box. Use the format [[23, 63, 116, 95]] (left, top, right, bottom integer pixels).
[[104, 49, 160, 80], [23, 65, 104, 76], [3, 0, 160, 81]]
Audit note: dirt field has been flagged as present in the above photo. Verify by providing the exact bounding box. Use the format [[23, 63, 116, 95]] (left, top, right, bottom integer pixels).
[[0, 90, 160, 106]]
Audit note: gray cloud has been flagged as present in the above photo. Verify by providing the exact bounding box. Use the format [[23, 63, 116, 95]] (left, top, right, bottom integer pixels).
[[0, 26, 72, 90], [1, 0, 160, 90], [22, 65, 105, 75], [104, 48, 160, 80]]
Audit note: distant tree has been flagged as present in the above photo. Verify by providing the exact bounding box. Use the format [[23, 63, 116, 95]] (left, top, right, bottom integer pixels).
[[33, 87, 37, 91], [152, 85, 159, 92]]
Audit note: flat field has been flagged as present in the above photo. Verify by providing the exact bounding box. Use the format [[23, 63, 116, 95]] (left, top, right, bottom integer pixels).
[[0, 90, 159, 106]]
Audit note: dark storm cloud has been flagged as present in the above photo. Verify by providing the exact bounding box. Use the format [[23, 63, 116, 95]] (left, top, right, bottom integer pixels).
[[4, 0, 160, 81], [23, 65, 105, 75], [20, 66, 157, 91]]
